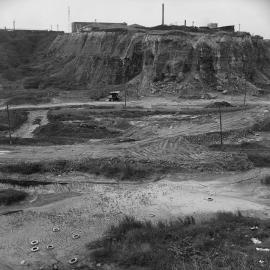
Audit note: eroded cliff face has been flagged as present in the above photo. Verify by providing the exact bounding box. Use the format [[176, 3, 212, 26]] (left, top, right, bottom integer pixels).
[[15, 30, 270, 97]]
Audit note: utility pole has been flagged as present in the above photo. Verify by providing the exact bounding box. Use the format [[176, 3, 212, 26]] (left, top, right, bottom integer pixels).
[[13, 20, 15, 31], [238, 24, 241, 32], [6, 104, 12, 145], [162, 3, 165, 25], [219, 106, 223, 146], [243, 79, 247, 107], [68, 6, 71, 33]]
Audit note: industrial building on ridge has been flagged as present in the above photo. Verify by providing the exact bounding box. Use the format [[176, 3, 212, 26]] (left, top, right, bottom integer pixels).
[[71, 4, 235, 34], [71, 22, 127, 33], [207, 23, 218, 29]]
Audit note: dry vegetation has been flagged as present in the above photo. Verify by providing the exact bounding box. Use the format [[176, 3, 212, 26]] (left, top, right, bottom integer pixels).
[[0, 189, 28, 205], [89, 212, 270, 270], [0, 109, 28, 131]]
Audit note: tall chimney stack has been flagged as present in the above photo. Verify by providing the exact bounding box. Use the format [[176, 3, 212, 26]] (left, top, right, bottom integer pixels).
[[162, 3, 165, 25]]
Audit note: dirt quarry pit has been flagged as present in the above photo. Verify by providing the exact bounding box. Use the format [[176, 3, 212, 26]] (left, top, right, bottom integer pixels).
[[0, 97, 269, 269], [0, 15, 270, 269]]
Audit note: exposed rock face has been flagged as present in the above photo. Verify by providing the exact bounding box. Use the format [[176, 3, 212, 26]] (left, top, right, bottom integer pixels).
[[41, 30, 270, 97], [1, 29, 270, 97]]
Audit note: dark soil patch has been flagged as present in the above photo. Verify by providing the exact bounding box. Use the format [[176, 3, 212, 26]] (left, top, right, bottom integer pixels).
[[0, 189, 28, 205], [0, 178, 67, 187], [89, 213, 270, 270]]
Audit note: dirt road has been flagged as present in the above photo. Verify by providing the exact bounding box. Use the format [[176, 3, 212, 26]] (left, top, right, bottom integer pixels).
[[1, 94, 269, 112]]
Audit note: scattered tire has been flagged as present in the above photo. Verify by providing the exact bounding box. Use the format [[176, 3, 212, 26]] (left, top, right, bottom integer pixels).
[[69, 258, 78, 265], [30, 240, 39, 246], [72, 234, 80, 239], [52, 227, 60, 232], [208, 198, 214, 201], [31, 246, 39, 252], [47, 244, 54, 250]]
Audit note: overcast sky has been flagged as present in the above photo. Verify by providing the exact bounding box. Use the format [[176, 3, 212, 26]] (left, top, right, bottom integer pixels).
[[0, 0, 269, 38]]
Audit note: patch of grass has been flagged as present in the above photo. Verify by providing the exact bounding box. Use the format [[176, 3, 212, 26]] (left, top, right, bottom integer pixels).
[[7, 94, 51, 105], [0, 110, 28, 131], [0, 158, 168, 180], [0, 178, 65, 187], [89, 213, 270, 270], [247, 154, 270, 167], [33, 122, 121, 140], [205, 101, 233, 108], [252, 117, 270, 132], [209, 143, 270, 168], [48, 107, 172, 121], [48, 108, 95, 121], [0, 137, 83, 145], [0, 189, 28, 205], [261, 175, 270, 185]]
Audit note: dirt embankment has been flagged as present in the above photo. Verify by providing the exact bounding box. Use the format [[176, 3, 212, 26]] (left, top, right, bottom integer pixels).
[[39, 31, 270, 97], [1, 30, 270, 102]]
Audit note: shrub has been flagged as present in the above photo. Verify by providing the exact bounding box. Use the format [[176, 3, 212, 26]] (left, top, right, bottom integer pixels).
[[23, 76, 41, 89], [90, 212, 270, 270], [0, 189, 28, 205], [2, 67, 18, 81], [261, 175, 270, 185]]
